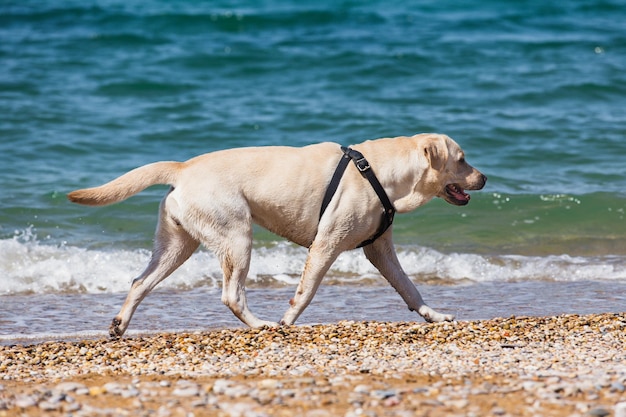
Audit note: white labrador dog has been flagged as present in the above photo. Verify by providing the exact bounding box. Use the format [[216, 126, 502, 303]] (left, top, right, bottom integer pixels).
[[68, 133, 486, 337]]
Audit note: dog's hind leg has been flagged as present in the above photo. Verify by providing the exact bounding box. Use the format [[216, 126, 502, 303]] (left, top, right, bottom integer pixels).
[[110, 197, 199, 338], [280, 240, 341, 325], [218, 230, 279, 328], [362, 232, 454, 323]]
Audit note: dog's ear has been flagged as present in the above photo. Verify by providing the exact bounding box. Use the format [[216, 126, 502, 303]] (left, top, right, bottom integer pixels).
[[423, 138, 447, 171]]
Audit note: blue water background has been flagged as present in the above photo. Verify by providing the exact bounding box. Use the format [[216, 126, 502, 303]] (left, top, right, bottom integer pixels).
[[0, 1, 625, 340]]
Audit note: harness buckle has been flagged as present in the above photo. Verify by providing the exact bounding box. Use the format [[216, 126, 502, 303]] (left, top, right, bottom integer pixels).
[[355, 157, 370, 172]]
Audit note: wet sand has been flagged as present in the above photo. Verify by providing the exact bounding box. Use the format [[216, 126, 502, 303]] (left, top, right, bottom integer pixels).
[[1, 313, 625, 416]]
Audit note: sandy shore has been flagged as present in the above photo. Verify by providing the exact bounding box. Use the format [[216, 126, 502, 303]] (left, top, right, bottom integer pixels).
[[1, 313, 625, 416]]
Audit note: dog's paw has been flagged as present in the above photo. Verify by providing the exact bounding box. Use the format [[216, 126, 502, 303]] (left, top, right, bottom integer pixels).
[[109, 317, 124, 339], [418, 306, 455, 323], [250, 320, 280, 329], [439, 313, 456, 322]]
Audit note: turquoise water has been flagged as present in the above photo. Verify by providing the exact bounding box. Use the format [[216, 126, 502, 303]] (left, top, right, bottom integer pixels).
[[1, 1, 625, 339]]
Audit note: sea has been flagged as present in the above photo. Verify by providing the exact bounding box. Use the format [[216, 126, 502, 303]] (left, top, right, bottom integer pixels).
[[1, 0, 625, 344]]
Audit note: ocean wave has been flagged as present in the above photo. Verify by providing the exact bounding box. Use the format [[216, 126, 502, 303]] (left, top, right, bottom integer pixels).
[[2, 233, 624, 296], [96, 80, 197, 98]]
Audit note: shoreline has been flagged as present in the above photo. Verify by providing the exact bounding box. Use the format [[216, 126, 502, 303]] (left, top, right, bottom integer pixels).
[[2, 313, 625, 416]]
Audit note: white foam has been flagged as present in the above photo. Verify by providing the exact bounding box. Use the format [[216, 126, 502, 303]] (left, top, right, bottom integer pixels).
[[1, 236, 625, 295]]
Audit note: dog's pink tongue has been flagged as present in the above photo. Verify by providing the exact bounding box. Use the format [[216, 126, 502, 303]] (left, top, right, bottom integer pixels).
[[449, 185, 470, 201]]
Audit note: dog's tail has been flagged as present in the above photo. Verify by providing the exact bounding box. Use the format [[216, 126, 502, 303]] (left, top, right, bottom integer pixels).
[[67, 161, 182, 206]]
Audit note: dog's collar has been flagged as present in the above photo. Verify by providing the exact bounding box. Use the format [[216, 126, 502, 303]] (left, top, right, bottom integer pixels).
[[319, 146, 396, 248]]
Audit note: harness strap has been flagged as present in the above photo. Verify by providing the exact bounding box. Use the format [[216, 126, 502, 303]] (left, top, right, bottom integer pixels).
[[319, 146, 396, 248], [319, 150, 351, 221]]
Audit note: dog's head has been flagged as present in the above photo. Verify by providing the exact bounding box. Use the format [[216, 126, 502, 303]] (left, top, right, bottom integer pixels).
[[422, 134, 487, 206]]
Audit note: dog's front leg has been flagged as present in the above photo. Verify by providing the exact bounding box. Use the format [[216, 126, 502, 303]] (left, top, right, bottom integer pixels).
[[363, 233, 454, 323], [280, 241, 340, 325]]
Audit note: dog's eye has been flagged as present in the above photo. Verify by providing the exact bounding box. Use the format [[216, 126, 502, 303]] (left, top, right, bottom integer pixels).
[[459, 157, 465, 164]]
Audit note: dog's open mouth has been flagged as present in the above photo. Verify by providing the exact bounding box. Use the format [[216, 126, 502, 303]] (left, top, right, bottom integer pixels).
[[444, 183, 470, 205]]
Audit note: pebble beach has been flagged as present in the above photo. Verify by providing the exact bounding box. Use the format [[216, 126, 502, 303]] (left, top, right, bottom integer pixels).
[[1, 313, 625, 416]]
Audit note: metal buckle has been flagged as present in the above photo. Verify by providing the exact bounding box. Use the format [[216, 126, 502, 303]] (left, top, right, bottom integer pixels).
[[355, 157, 370, 172]]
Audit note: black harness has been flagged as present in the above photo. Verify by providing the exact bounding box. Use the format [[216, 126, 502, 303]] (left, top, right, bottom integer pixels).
[[319, 146, 396, 248]]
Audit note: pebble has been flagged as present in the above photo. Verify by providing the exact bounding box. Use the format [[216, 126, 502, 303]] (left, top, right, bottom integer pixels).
[[587, 408, 611, 417], [615, 402, 626, 417], [14, 395, 38, 408], [353, 384, 371, 394], [56, 381, 87, 392], [612, 382, 626, 393], [371, 389, 398, 399], [38, 399, 62, 411], [0, 313, 624, 416], [172, 381, 200, 397]]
